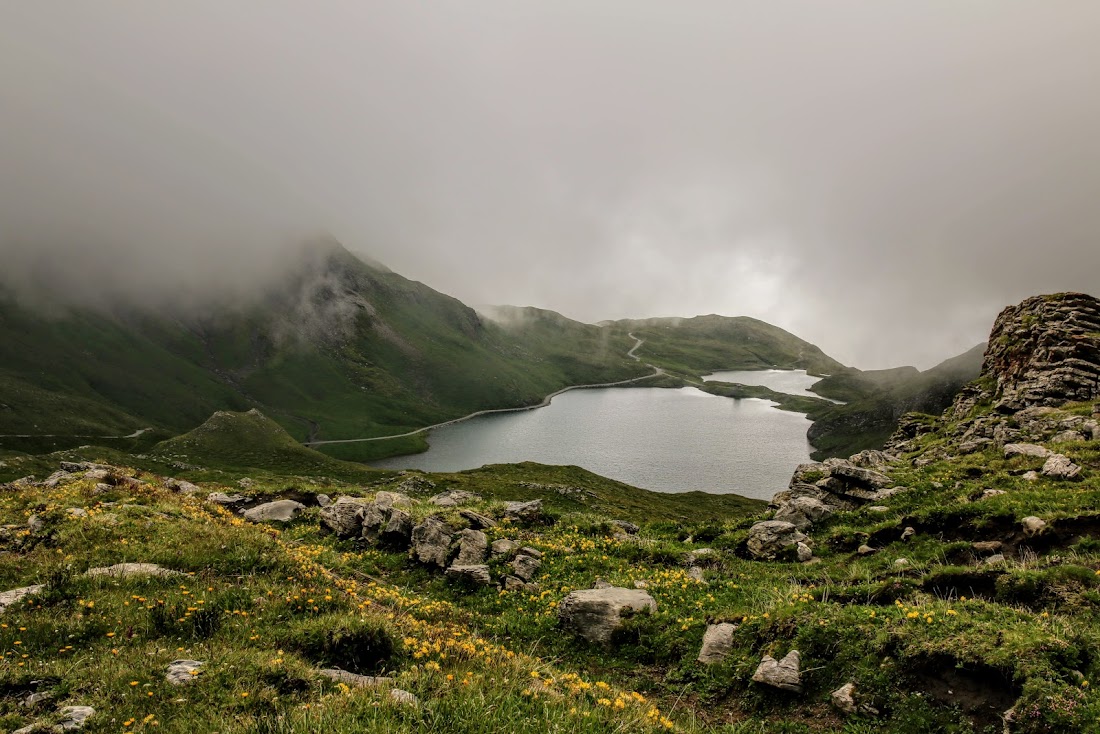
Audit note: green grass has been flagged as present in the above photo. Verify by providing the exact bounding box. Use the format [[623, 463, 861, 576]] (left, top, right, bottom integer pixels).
[[4, 398, 1100, 731]]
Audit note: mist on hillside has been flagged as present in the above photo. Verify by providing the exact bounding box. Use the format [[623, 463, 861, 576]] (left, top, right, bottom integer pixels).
[[1, 2, 1098, 368]]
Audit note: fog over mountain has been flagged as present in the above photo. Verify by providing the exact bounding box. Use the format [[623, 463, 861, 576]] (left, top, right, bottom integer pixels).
[[1, 2, 1097, 368]]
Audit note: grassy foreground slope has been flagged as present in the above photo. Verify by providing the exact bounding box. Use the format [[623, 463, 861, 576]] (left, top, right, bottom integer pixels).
[[2, 400, 1098, 732]]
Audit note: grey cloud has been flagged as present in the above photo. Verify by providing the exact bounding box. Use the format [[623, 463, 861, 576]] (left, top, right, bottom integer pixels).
[[1, 1, 1097, 367]]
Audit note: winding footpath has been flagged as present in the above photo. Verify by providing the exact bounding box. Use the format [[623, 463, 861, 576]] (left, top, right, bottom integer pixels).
[[305, 334, 663, 447]]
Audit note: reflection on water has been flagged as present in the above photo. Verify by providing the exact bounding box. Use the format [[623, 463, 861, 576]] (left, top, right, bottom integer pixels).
[[374, 386, 811, 500]]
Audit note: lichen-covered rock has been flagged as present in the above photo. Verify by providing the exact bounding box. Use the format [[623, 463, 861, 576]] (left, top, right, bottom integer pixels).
[[504, 500, 543, 524], [558, 587, 657, 645], [745, 521, 808, 560], [444, 564, 492, 586], [980, 293, 1100, 412], [697, 622, 737, 664], [1004, 443, 1052, 459], [409, 517, 452, 567], [1041, 454, 1082, 480], [491, 539, 518, 558], [373, 491, 412, 511], [380, 508, 413, 547], [429, 490, 481, 507], [752, 650, 802, 692], [319, 497, 372, 538], [511, 553, 542, 582], [242, 500, 305, 523], [452, 529, 488, 567], [774, 496, 834, 529]]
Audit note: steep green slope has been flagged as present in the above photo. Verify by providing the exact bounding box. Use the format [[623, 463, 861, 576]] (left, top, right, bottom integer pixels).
[[0, 243, 648, 457], [804, 343, 986, 459], [606, 314, 845, 377]]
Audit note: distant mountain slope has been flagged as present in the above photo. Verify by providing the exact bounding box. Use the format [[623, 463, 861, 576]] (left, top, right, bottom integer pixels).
[[605, 314, 845, 377], [804, 343, 987, 459], [0, 242, 648, 458]]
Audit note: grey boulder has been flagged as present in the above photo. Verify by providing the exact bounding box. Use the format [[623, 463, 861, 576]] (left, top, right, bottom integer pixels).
[[697, 622, 737, 664], [557, 587, 657, 645], [242, 500, 306, 523], [745, 521, 808, 560], [751, 650, 802, 693]]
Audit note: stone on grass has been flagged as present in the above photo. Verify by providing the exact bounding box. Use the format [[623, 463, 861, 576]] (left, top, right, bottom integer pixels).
[[558, 587, 657, 645], [315, 494, 332, 508], [901, 527, 915, 542], [207, 492, 250, 506], [164, 478, 201, 494], [697, 622, 737, 664], [1003, 443, 1052, 460], [752, 650, 802, 693], [1022, 471, 1040, 482], [984, 554, 1007, 565], [857, 545, 876, 555], [981, 489, 1007, 499], [831, 682, 857, 714], [319, 668, 392, 688], [85, 563, 182, 578], [445, 564, 493, 586], [796, 542, 813, 563], [390, 689, 419, 707], [166, 660, 204, 685], [241, 500, 306, 523], [745, 521, 808, 560], [504, 500, 543, 524], [373, 491, 412, 511], [429, 490, 481, 507], [1041, 454, 1082, 480], [1022, 516, 1047, 536], [0, 585, 43, 613]]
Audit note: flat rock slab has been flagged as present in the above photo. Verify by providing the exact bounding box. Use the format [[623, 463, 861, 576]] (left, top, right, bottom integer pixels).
[[86, 563, 183, 578], [319, 668, 392, 688], [558, 587, 657, 645], [242, 500, 306, 523], [752, 650, 802, 692], [166, 660, 204, 685], [0, 585, 43, 613], [445, 564, 493, 586]]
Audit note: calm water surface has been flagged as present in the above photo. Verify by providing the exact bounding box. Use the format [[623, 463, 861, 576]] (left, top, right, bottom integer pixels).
[[374, 386, 811, 500], [703, 369, 834, 401]]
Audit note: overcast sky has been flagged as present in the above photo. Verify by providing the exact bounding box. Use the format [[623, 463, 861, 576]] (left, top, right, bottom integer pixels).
[[1, 2, 1098, 368]]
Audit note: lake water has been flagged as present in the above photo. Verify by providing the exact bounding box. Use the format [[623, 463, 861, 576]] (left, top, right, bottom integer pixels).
[[373, 386, 812, 500], [703, 369, 831, 400]]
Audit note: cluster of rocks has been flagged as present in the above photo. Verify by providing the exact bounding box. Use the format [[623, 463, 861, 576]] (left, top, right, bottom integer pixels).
[[746, 450, 903, 561], [314, 489, 547, 591]]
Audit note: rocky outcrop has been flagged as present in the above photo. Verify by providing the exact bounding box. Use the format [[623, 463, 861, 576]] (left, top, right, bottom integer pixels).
[[409, 517, 452, 568], [0, 585, 43, 613], [557, 587, 657, 645], [982, 293, 1100, 412]]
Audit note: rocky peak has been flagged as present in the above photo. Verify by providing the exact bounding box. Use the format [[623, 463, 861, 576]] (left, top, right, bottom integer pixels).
[[971, 293, 1100, 414]]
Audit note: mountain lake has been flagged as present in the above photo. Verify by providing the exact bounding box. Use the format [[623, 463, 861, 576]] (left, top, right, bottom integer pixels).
[[374, 371, 824, 500]]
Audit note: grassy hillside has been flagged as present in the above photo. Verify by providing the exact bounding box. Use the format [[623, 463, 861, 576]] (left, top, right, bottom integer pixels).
[[804, 344, 986, 460], [606, 315, 845, 378], [0, 243, 648, 458]]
